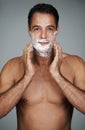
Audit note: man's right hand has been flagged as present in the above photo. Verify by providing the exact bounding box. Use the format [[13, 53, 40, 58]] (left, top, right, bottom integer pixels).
[[23, 44, 35, 78]]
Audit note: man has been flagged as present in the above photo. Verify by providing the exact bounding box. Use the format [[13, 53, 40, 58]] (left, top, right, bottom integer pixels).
[[0, 3, 85, 130]]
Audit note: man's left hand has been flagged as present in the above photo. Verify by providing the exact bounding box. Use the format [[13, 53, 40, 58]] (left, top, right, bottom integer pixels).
[[49, 42, 62, 78]]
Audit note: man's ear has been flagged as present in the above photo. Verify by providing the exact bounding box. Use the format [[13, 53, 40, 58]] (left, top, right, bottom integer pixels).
[[28, 27, 31, 36], [56, 26, 59, 35]]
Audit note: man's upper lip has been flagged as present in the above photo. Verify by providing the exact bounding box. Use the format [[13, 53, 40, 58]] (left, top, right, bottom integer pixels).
[[39, 42, 49, 45]]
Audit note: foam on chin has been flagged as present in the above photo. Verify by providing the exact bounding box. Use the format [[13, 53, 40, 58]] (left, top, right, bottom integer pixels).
[[33, 41, 52, 57]]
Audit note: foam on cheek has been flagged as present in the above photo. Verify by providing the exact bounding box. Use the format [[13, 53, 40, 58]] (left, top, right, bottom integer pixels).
[[30, 32, 57, 57]]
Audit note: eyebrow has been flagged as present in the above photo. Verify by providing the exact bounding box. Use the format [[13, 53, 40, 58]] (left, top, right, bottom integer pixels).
[[47, 25, 56, 29], [31, 25, 56, 29], [31, 25, 40, 29]]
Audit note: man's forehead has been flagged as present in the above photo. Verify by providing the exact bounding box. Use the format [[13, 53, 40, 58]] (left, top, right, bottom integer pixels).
[[30, 13, 56, 27], [32, 12, 55, 19]]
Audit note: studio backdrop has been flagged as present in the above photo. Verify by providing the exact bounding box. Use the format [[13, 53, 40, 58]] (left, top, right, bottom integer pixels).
[[0, 0, 85, 130]]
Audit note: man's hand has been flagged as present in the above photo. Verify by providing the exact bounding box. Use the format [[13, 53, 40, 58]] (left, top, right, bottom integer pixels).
[[23, 44, 35, 78], [49, 42, 62, 79]]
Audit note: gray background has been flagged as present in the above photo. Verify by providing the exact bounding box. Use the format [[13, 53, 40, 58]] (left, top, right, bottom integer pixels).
[[0, 0, 85, 130]]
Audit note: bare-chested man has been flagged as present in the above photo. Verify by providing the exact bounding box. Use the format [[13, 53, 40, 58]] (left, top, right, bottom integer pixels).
[[0, 3, 85, 130]]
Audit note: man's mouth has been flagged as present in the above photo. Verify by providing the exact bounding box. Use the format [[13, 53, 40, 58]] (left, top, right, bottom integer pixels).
[[32, 38, 54, 57], [39, 41, 49, 45], [37, 39, 49, 45]]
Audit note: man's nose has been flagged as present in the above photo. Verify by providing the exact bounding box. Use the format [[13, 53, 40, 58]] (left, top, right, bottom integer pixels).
[[41, 30, 47, 39]]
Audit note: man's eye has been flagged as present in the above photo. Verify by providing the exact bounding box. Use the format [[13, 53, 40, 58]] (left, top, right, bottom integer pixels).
[[48, 28, 54, 31], [33, 28, 40, 31]]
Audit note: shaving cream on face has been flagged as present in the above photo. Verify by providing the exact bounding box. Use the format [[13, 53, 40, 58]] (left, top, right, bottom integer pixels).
[[31, 32, 57, 57], [33, 40, 52, 57]]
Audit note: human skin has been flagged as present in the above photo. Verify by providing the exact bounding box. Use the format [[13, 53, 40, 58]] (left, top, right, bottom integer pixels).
[[0, 13, 85, 130]]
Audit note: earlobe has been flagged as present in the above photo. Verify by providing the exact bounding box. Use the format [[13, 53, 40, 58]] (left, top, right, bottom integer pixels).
[[29, 31, 31, 36], [56, 26, 59, 35], [54, 27, 59, 37], [28, 28, 31, 36]]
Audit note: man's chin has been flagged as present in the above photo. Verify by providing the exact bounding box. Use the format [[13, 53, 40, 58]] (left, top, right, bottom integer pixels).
[[34, 48, 53, 57]]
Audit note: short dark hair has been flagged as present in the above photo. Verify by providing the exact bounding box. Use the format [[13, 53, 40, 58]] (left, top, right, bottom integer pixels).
[[28, 3, 59, 29]]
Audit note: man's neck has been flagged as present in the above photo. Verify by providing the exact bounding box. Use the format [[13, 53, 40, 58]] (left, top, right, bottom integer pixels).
[[35, 52, 54, 67]]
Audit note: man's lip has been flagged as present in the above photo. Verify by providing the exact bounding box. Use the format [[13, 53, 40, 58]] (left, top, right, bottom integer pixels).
[[39, 42, 49, 45]]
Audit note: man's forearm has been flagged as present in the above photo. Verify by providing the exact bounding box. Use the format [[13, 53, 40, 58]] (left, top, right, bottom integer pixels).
[[0, 75, 32, 118], [54, 74, 85, 114]]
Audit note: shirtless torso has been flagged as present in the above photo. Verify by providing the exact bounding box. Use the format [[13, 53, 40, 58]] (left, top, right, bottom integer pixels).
[[16, 53, 73, 130], [0, 48, 85, 130]]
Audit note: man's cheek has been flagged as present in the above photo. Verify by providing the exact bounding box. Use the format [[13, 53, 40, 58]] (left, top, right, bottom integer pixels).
[[32, 33, 41, 41], [48, 31, 57, 44]]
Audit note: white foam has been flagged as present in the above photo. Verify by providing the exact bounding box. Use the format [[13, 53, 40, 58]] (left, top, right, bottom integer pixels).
[[30, 31, 57, 57]]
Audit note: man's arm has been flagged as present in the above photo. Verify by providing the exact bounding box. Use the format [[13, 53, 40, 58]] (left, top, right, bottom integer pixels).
[[0, 44, 35, 118], [0, 73, 32, 118], [50, 43, 85, 114]]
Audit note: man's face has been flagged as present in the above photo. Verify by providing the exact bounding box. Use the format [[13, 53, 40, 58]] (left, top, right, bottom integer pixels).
[[29, 12, 58, 44]]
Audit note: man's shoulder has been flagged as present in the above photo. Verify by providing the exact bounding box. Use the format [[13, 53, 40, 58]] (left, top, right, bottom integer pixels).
[[1, 56, 25, 83], [61, 53, 85, 82], [4, 56, 24, 68], [8, 56, 23, 62], [62, 52, 84, 65], [62, 52, 85, 73], [0, 56, 25, 93], [1, 56, 25, 74]]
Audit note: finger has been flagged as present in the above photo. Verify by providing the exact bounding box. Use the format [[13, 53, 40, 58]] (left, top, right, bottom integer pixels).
[[53, 42, 58, 57], [54, 42, 63, 64], [54, 42, 62, 57], [54, 41, 62, 50], [23, 43, 32, 53], [23, 44, 33, 63]]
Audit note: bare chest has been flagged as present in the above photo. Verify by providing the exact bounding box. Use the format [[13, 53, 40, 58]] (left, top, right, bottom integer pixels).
[[21, 69, 66, 105]]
